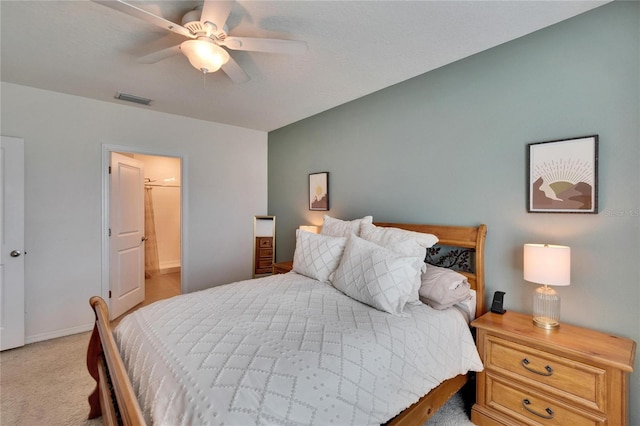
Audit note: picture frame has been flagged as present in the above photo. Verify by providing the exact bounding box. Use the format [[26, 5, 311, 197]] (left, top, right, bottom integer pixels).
[[309, 172, 329, 211], [527, 135, 598, 213]]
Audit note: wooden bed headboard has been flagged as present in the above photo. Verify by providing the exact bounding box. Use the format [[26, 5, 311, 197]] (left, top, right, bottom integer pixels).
[[375, 223, 487, 317]]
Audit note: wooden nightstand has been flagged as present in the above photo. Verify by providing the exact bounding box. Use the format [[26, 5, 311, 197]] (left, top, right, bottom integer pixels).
[[471, 311, 636, 426], [272, 260, 293, 274]]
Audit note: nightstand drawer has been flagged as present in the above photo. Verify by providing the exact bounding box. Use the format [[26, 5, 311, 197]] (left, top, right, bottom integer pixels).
[[258, 237, 272, 248], [486, 373, 606, 426], [259, 248, 273, 257], [486, 335, 605, 412], [257, 258, 273, 269]]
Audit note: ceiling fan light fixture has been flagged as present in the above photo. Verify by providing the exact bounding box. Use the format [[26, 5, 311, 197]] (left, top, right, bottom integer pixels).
[[180, 39, 229, 74]]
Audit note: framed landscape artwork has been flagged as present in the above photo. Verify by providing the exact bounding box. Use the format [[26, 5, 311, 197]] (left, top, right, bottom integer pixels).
[[309, 172, 329, 211], [527, 135, 598, 213]]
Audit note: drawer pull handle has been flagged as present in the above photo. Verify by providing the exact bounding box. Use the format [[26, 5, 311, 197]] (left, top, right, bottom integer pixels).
[[522, 399, 554, 419], [521, 358, 554, 376]]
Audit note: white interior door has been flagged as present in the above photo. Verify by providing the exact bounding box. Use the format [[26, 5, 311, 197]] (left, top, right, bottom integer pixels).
[[0, 136, 25, 351], [110, 153, 145, 320]]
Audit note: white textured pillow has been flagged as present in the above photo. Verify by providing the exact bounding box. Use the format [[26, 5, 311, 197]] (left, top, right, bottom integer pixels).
[[419, 264, 471, 310], [360, 223, 438, 304], [292, 230, 347, 282], [321, 215, 373, 238], [360, 223, 438, 256], [331, 235, 423, 315]]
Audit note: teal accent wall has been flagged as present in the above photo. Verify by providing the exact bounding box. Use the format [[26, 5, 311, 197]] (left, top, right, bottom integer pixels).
[[268, 2, 639, 420]]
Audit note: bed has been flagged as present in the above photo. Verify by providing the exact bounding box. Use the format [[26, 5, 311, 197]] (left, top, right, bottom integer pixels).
[[87, 222, 487, 425]]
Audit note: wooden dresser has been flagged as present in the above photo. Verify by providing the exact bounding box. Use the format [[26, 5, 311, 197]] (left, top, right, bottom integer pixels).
[[471, 311, 636, 426], [254, 236, 274, 276]]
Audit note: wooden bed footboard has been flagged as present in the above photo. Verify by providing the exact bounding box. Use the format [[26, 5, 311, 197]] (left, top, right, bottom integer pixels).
[[87, 296, 145, 426], [387, 374, 469, 425]]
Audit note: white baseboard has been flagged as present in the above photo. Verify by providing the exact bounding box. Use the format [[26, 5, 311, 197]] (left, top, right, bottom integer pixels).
[[160, 260, 181, 274], [25, 323, 94, 344]]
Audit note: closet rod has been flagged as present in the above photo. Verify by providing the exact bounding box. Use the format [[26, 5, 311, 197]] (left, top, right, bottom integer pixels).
[[145, 184, 180, 188]]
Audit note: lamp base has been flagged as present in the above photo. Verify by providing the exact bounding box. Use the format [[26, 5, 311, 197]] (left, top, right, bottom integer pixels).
[[532, 285, 561, 330], [533, 316, 560, 330]]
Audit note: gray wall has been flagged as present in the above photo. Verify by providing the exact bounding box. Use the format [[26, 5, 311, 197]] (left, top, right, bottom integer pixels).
[[2, 82, 267, 342], [268, 2, 639, 421]]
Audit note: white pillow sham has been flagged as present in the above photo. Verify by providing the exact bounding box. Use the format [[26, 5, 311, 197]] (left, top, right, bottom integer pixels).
[[359, 223, 439, 304], [359, 223, 439, 257], [331, 235, 423, 315], [320, 215, 373, 238], [419, 264, 471, 310], [293, 230, 347, 282]]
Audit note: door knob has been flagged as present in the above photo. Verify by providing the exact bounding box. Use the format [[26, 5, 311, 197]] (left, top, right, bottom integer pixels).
[[10, 250, 21, 257]]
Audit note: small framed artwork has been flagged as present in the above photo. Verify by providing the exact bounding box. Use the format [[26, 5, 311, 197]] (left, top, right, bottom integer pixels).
[[309, 172, 329, 211], [527, 135, 598, 213]]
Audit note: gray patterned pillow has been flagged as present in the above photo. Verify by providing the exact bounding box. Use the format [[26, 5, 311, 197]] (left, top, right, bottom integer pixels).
[[331, 235, 423, 315], [293, 230, 347, 282], [419, 264, 471, 310]]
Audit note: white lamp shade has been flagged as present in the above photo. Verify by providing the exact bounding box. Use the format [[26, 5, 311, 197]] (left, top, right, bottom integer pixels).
[[180, 40, 229, 73], [523, 244, 571, 286]]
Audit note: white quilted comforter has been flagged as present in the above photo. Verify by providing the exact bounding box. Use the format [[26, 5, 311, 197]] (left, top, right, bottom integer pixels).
[[114, 272, 483, 425]]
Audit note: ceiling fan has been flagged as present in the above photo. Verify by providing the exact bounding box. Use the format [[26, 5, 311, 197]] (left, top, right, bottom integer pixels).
[[93, 0, 308, 83]]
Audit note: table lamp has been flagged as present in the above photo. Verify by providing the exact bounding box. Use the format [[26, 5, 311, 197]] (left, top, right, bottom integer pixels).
[[523, 243, 571, 330]]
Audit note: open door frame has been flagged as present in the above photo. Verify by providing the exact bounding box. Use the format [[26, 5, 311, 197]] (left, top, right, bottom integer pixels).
[[101, 144, 188, 311]]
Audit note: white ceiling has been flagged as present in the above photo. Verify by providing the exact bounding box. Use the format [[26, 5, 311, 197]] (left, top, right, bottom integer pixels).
[[1, 0, 609, 132]]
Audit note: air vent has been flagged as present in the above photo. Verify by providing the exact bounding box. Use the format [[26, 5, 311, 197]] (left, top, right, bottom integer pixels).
[[115, 92, 153, 106], [184, 21, 205, 34]]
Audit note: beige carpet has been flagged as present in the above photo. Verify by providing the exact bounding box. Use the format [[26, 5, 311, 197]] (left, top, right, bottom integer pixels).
[[0, 331, 102, 426], [0, 273, 182, 425]]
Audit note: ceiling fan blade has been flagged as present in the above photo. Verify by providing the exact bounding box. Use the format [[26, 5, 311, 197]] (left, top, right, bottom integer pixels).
[[221, 57, 250, 84], [92, 0, 195, 39], [138, 45, 182, 64], [200, 0, 233, 33], [222, 37, 307, 54]]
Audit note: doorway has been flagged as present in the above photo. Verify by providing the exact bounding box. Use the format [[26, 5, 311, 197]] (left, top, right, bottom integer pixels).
[[135, 153, 182, 310], [102, 145, 185, 321]]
